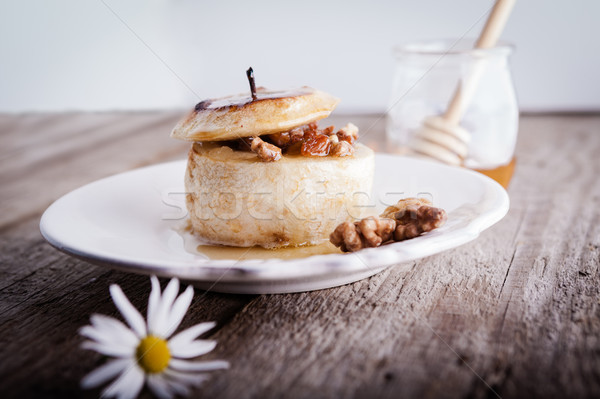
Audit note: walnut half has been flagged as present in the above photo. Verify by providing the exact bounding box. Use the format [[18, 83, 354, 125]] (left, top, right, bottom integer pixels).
[[330, 217, 396, 252], [330, 198, 447, 252], [393, 203, 447, 241]]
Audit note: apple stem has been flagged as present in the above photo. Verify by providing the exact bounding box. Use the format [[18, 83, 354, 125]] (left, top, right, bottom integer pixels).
[[246, 67, 257, 100]]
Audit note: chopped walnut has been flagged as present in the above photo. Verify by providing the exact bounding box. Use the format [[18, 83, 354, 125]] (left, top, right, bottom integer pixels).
[[250, 136, 282, 162], [219, 121, 358, 161], [330, 216, 396, 252], [330, 140, 354, 157], [301, 134, 331, 156], [337, 123, 359, 145], [289, 127, 305, 144], [321, 125, 335, 136], [329, 198, 447, 252]]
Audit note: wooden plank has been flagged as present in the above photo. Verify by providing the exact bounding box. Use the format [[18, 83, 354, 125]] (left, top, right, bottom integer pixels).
[[0, 113, 176, 181], [0, 111, 252, 397], [0, 262, 254, 397], [0, 216, 68, 291], [0, 113, 599, 399], [0, 113, 129, 169], [0, 112, 109, 154], [0, 112, 188, 229], [481, 115, 600, 398], [194, 115, 600, 399]]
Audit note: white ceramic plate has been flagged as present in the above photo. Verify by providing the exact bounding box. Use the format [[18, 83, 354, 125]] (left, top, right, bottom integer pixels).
[[40, 155, 509, 294]]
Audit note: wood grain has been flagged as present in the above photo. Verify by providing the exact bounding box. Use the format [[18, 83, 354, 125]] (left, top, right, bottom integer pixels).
[[1, 112, 599, 398]]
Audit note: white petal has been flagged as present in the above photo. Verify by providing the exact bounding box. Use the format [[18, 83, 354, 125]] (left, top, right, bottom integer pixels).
[[81, 341, 134, 358], [81, 319, 136, 345], [101, 362, 144, 399], [79, 326, 135, 355], [79, 325, 109, 343], [88, 315, 139, 348], [170, 340, 216, 358], [147, 276, 162, 333], [110, 284, 147, 338], [169, 359, 229, 372], [81, 358, 130, 389], [147, 374, 174, 399], [163, 285, 194, 338], [150, 278, 179, 337], [168, 322, 216, 349]]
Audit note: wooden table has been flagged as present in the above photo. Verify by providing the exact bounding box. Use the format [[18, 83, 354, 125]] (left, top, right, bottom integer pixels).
[[1, 112, 599, 398]]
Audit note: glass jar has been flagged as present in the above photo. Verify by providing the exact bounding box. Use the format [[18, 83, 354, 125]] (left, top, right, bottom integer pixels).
[[386, 39, 518, 187]]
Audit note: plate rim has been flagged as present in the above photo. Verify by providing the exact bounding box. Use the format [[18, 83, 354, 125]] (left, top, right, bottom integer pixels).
[[40, 155, 510, 285]]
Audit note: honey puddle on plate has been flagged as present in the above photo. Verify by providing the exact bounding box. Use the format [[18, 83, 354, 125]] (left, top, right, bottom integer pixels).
[[174, 220, 342, 260]]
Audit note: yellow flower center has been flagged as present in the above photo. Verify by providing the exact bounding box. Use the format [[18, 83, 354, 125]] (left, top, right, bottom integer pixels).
[[136, 335, 171, 374]]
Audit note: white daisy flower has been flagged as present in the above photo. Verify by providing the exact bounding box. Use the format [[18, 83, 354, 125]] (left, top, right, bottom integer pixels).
[[79, 276, 229, 399]]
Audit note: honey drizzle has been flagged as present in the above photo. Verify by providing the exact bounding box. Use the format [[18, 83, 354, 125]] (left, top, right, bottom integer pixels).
[[174, 220, 342, 261]]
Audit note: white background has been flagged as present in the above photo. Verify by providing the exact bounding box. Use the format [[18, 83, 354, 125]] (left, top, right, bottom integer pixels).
[[1, 0, 598, 113]]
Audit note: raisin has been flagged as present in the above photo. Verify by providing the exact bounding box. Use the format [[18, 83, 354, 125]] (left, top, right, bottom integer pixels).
[[303, 122, 320, 138], [301, 134, 331, 156]]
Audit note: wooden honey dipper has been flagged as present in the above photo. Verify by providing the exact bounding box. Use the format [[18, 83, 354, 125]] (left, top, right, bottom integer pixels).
[[409, 0, 516, 165]]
